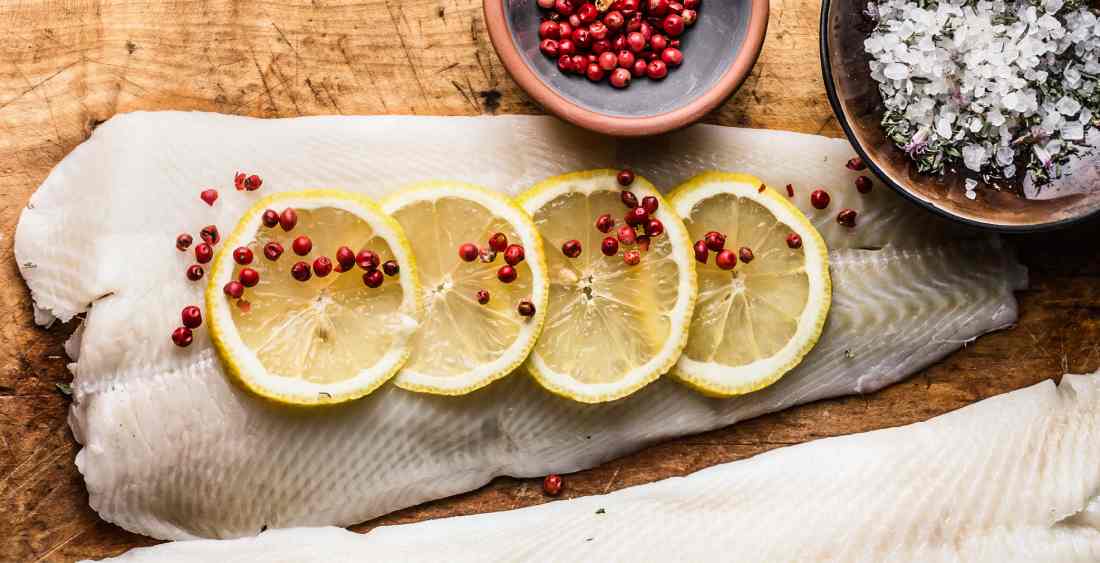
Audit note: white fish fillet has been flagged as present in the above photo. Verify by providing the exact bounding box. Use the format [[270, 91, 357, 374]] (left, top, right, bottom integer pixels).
[[14, 113, 1026, 540], [91, 374, 1100, 562]]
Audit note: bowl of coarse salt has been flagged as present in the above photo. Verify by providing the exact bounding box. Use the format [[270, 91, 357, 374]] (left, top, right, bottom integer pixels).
[[821, 0, 1100, 231]]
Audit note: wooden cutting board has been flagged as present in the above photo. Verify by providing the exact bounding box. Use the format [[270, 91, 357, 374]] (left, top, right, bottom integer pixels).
[[2, 0, 1098, 560]]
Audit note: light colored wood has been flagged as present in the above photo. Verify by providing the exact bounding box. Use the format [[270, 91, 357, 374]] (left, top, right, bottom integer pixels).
[[1, 0, 1098, 560]]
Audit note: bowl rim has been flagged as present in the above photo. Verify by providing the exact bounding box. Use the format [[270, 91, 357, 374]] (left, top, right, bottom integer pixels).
[[484, 0, 770, 138], [818, 0, 1097, 233]]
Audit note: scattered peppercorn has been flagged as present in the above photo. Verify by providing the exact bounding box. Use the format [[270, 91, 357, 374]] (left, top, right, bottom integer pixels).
[[693, 240, 708, 263], [171, 326, 193, 348], [617, 224, 638, 245], [291, 261, 312, 282], [358, 250, 381, 271], [181, 306, 203, 329], [194, 243, 214, 264], [243, 174, 262, 191], [458, 243, 479, 262], [498, 265, 518, 283], [176, 233, 193, 251], [562, 239, 583, 258], [313, 256, 333, 278], [517, 300, 537, 317], [595, 213, 616, 233], [543, 474, 563, 496], [186, 264, 204, 281], [264, 242, 284, 261], [715, 249, 737, 270], [488, 232, 509, 252], [279, 208, 298, 231], [504, 244, 526, 266], [238, 267, 260, 287], [223, 280, 245, 298], [233, 246, 254, 265], [200, 225, 220, 245], [363, 269, 384, 288], [601, 236, 620, 256], [837, 208, 858, 228], [703, 231, 725, 252]]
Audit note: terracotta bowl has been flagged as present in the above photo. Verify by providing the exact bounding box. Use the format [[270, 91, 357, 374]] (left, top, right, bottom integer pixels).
[[484, 0, 769, 137], [821, 0, 1100, 231]]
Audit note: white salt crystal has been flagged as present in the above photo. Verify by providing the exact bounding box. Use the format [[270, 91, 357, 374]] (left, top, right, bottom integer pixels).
[[1065, 68, 1082, 88], [965, 178, 979, 199], [988, 109, 1006, 126], [936, 116, 954, 138], [1062, 122, 1085, 140], [884, 63, 910, 80], [1055, 96, 1081, 116], [963, 144, 988, 171]]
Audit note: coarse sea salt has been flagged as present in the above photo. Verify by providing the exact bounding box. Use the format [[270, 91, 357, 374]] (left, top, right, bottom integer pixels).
[[865, 0, 1100, 192]]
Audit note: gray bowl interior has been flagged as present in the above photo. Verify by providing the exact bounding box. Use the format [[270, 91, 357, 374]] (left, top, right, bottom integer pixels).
[[505, 1, 751, 118]]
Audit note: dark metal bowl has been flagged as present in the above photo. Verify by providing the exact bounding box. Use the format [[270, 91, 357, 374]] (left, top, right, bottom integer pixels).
[[820, 0, 1100, 232], [485, 0, 769, 137]]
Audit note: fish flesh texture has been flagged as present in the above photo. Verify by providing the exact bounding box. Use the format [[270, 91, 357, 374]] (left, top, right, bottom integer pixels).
[[91, 374, 1100, 562], [14, 112, 1026, 540]]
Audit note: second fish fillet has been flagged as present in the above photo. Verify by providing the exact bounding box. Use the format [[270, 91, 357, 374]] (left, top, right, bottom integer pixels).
[[93, 374, 1100, 562]]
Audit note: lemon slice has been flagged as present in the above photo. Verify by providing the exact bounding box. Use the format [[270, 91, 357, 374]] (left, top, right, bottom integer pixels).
[[381, 182, 549, 395], [207, 190, 422, 406], [668, 172, 831, 397], [518, 170, 697, 403]]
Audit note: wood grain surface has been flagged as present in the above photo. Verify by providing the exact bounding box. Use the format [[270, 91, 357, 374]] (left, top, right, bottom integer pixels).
[[1, 0, 1098, 561]]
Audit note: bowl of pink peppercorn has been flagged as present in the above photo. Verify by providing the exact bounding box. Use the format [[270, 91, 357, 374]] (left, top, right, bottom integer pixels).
[[484, 0, 768, 137]]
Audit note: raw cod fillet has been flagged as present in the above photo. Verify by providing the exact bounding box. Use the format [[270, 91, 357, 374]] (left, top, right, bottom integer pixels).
[[92, 374, 1100, 562], [14, 112, 1026, 540]]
